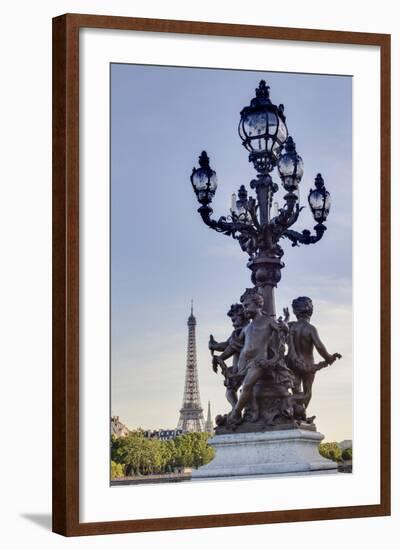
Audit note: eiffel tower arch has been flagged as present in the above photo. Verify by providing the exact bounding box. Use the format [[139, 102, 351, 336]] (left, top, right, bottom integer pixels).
[[177, 303, 205, 432]]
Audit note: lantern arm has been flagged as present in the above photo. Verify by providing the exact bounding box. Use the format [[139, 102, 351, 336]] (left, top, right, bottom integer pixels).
[[197, 205, 257, 238], [247, 196, 261, 231], [231, 195, 260, 231], [268, 200, 302, 243], [282, 223, 327, 247], [279, 201, 301, 229]]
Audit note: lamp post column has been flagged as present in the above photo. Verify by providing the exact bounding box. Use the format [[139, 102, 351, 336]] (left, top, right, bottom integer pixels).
[[248, 254, 283, 318], [248, 174, 283, 318]]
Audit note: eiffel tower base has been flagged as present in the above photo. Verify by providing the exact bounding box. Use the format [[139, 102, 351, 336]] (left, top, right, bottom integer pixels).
[[191, 429, 337, 479]]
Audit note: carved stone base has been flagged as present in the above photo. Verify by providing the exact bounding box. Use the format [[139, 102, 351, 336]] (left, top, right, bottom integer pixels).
[[215, 419, 316, 435], [191, 429, 337, 479]]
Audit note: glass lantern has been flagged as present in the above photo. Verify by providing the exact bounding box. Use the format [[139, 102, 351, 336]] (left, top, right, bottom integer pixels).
[[238, 80, 288, 173], [308, 173, 331, 223], [278, 136, 304, 191], [230, 185, 251, 222], [190, 151, 218, 205]]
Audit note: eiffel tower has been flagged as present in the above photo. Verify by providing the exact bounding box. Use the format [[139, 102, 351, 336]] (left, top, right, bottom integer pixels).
[[177, 302, 205, 432]]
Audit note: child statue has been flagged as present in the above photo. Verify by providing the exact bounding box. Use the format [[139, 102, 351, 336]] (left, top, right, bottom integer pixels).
[[226, 287, 293, 426], [208, 303, 248, 411], [287, 296, 342, 411]]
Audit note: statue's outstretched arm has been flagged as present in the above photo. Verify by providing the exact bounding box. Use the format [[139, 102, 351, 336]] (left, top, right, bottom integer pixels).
[[311, 326, 335, 363], [220, 328, 245, 360], [218, 344, 237, 361], [209, 339, 229, 352]]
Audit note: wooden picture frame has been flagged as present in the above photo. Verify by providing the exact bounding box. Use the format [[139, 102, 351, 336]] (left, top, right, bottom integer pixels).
[[52, 13, 391, 536]]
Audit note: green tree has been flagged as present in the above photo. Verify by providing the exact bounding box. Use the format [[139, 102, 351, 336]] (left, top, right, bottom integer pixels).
[[319, 442, 342, 462], [173, 432, 215, 469], [110, 430, 215, 475], [111, 431, 152, 474], [341, 448, 352, 461], [173, 433, 194, 467], [191, 432, 215, 469], [159, 439, 176, 472], [111, 460, 125, 480]]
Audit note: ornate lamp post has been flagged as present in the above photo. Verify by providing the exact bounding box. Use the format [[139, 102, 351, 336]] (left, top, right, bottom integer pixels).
[[189, 81, 343, 473], [190, 80, 331, 317]]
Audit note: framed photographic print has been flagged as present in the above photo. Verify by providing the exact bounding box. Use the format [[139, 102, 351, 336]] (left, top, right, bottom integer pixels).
[[52, 13, 391, 536]]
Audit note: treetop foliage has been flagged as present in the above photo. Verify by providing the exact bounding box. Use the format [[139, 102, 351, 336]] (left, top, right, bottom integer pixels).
[[111, 430, 215, 478], [318, 442, 352, 463]]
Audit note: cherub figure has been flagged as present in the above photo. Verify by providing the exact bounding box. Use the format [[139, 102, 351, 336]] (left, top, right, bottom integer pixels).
[[227, 288, 291, 425], [208, 303, 248, 410], [287, 296, 342, 410]]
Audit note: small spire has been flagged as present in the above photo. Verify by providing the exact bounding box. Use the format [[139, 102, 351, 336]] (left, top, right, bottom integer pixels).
[[188, 300, 196, 326], [284, 136, 296, 153], [198, 150, 210, 168], [247, 80, 272, 109], [255, 80, 270, 99], [237, 184, 248, 201], [314, 173, 325, 189], [205, 401, 213, 433]]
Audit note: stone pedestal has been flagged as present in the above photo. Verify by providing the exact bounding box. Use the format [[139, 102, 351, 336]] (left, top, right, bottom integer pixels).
[[192, 429, 337, 479]]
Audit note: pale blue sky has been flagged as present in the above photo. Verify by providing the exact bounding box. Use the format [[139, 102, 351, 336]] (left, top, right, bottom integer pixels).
[[110, 63, 352, 441]]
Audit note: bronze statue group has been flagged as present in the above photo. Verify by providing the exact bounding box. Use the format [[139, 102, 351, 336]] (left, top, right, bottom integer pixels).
[[209, 289, 341, 433]]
